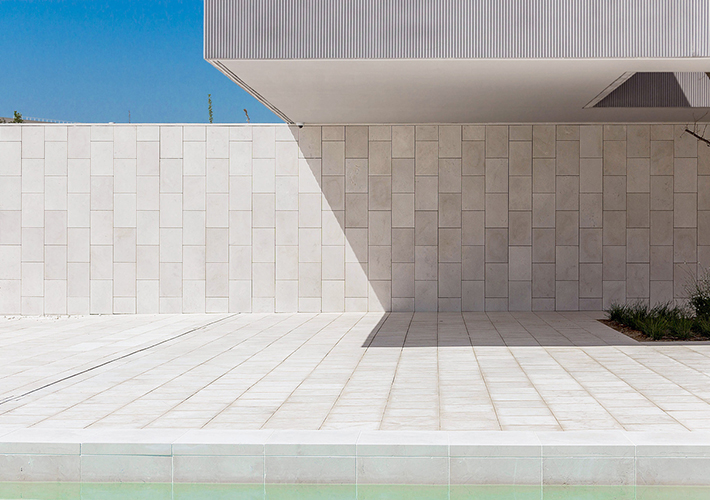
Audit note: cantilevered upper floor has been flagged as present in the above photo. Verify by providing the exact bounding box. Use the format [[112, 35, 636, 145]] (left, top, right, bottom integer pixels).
[[205, 0, 710, 123]]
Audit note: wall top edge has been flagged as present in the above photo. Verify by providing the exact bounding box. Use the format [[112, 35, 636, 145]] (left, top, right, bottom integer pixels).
[[1, 122, 708, 128]]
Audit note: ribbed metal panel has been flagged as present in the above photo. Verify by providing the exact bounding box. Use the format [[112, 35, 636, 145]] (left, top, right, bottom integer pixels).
[[595, 72, 710, 108], [204, 0, 710, 60]]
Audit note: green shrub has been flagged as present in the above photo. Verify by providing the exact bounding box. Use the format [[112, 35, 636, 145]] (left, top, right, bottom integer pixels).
[[639, 315, 669, 340], [687, 267, 710, 319], [694, 315, 710, 337], [607, 303, 627, 323], [668, 313, 694, 339]]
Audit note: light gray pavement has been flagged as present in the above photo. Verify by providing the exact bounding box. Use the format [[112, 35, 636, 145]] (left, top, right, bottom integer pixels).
[[1, 312, 710, 432]]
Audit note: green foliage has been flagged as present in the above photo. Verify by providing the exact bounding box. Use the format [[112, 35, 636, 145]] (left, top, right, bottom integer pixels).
[[13, 110, 23, 123], [208, 94, 213, 124], [667, 313, 694, 339], [606, 301, 699, 340], [686, 267, 710, 319], [638, 315, 669, 341], [694, 315, 710, 337]]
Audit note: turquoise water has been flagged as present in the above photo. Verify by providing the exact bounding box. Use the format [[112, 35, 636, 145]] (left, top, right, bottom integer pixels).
[[1, 483, 708, 500]]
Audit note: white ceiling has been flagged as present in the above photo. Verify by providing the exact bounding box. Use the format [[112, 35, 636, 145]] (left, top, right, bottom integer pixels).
[[218, 58, 710, 124]]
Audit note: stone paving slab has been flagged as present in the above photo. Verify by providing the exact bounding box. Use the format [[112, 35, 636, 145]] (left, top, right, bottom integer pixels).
[[1, 312, 710, 432]]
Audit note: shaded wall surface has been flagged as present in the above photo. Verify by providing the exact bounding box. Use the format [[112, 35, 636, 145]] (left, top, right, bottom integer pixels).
[[0, 124, 708, 314]]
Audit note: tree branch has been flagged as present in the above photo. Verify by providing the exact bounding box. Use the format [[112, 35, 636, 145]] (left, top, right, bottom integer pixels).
[[685, 128, 710, 147]]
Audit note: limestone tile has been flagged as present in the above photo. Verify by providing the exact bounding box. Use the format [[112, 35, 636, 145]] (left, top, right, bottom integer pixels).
[[579, 263, 602, 298], [674, 229, 697, 263], [414, 125, 437, 141], [275, 141, 298, 176], [556, 280, 579, 310], [461, 176, 484, 211], [485, 194, 508, 228], [206, 193, 229, 228], [650, 176, 673, 210], [603, 246, 626, 281], [509, 246, 532, 281], [321, 175, 344, 211], [249, 127, 274, 159], [207, 159, 229, 195], [392, 297, 415, 311], [699, 140, 710, 175], [650, 140, 674, 176], [650, 280, 673, 305], [415, 246, 438, 281], [275, 246, 298, 280], [674, 125, 698, 158], [650, 210, 673, 245], [509, 141, 532, 176], [439, 159, 462, 193], [555, 125, 579, 141], [114, 159, 137, 194], [66, 262, 89, 297], [531, 159, 555, 193], [650, 246, 673, 281], [392, 158, 415, 193], [415, 141, 438, 175], [556, 176, 579, 211], [439, 126, 462, 158], [603, 125, 626, 141], [486, 158, 508, 193], [136, 279, 159, 313], [699, 176, 710, 210], [67, 126, 90, 159], [159, 262, 182, 297], [392, 126, 415, 158], [322, 141, 346, 177], [392, 263, 414, 297], [206, 127, 229, 159], [345, 126, 368, 158], [159, 127, 182, 159], [298, 126, 321, 159], [626, 193, 650, 228], [182, 246, 206, 280], [556, 246, 578, 281], [462, 280, 485, 311], [298, 227, 321, 263], [205, 228, 229, 263], [486, 126, 508, 158], [21, 192, 43, 227], [113, 262, 136, 296], [532, 193, 555, 228], [369, 141, 391, 175], [485, 228, 508, 263], [414, 280, 437, 311], [90, 245, 112, 280], [625, 158, 650, 193], [159, 228, 183, 263], [626, 228, 650, 263], [0, 247, 20, 281], [580, 228, 602, 263], [603, 141, 626, 175], [650, 124, 673, 141], [253, 158, 276, 193], [625, 263, 650, 298], [392, 228, 414, 263], [462, 141, 485, 175], [580, 193, 602, 228], [318, 125, 343, 142], [556, 141, 580, 175], [580, 158, 603, 193], [509, 176, 532, 211], [415, 211, 438, 246], [463, 125, 485, 141], [252, 228, 275, 263], [345, 228, 367, 263], [509, 125, 532, 141], [368, 246, 392, 280], [699, 211, 710, 245], [250, 261, 274, 297], [322, 281, 345, 312], [91, 176, 113, 210], [228, 280, 251, 312], [509, 211, 532, 245], [700, 245, 710, 269], [439, 193, 462, 228], [369, 176, 392, 211], [439, 263, 462, 298], [136, 211, 159, 246], [368, 211, 391, 246], [439, 228, 462, 262], [509, 281, 532, 311], [555, 211, 579, 246], [603, 176, 626, 211], [298, 262, 321, 298], [485, 263, 508, 297], [273, 176, 297, 211], [602, 211, 626, 246], [229, 210, 251, 246], [45, 211, 68, 245], [45, 142, 68, 175], [580, 125, 603, 158], [533, 125, 555, 158], [0, 211, 21, 245], [532, 263, 555, 298], [321, 209, 345, 246], [114, 227, 137, 262], [462, 245, 485, 280], [627, 125, 650, 157], [345, 193, 368, 228], [674, 158, 698, 193], [486, 297, 509, 310], [45, 176, 68, 210], [532, 228, 555, 263], [392, 193, 414, 228], [90, 211, 113, 245], [462, 211, 484, 246], [674, 262, 696, 298], [415, 176, 438, 211], [67, 158, 90, 194], [674, 193, 697, 228]]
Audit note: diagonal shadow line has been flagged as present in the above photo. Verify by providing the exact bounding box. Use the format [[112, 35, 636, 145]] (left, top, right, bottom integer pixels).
[[0, 314, 238, 407]]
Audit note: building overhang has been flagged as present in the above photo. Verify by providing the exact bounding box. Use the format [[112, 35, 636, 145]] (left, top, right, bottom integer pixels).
[[205, 0, 710, 124]]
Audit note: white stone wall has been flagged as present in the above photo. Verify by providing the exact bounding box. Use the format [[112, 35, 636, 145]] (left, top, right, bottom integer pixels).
[[0, 123, 707, 314]]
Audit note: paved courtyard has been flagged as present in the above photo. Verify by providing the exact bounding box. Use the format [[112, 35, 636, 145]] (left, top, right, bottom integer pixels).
[[1, 312, 710, 432]]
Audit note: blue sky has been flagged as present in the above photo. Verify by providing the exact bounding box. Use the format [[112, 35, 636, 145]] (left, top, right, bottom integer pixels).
[[0, 0, 280, 123]]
